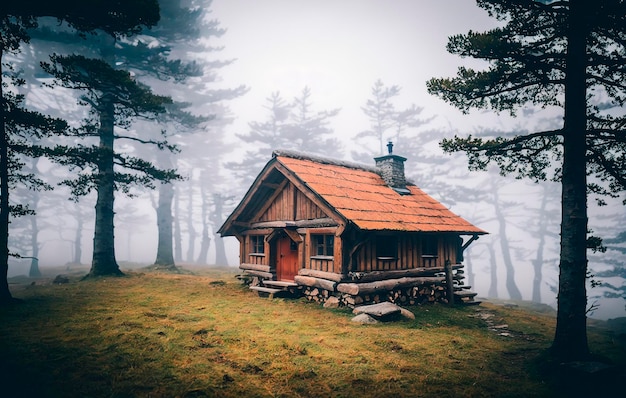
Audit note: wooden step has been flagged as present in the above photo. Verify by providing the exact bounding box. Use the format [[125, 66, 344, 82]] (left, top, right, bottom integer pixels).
[[249, 286, 284, 298], [454, 285, 472, 290], [454, 290, 478, 298], [263, 280, 298, 288]]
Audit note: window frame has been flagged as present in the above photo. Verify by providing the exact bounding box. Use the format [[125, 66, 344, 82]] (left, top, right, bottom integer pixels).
[[421, 236, 438, 258], [249, 235, 265, 256], [376, 235, 398, 260], [310, 234, 334, 260]]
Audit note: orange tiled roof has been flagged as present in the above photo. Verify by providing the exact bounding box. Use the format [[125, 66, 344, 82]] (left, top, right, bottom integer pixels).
[[276, 154, 485, 234]]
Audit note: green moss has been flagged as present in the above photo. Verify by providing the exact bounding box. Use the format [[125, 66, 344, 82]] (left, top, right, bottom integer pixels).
[[0, 268, 622, 397]]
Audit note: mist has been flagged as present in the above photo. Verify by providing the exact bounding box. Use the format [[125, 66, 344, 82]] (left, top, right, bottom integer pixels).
[[4, 0, 624, 322]]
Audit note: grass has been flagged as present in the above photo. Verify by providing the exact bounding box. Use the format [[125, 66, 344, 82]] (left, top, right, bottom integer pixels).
[[1, 266, 624, 397]]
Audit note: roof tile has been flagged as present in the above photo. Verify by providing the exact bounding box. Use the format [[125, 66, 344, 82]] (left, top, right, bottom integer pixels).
[[278, 156, 485, 234]]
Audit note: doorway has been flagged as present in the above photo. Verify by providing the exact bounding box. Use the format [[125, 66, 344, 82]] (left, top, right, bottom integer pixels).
[[276, 235, 299, 281]]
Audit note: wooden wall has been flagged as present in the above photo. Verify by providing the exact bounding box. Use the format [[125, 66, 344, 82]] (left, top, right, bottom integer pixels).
[[257, 182, 326, 222], [351, 233, 459, 273], [236, 179, 463, 278]]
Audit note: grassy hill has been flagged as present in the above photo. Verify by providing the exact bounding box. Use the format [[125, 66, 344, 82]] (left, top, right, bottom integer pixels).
[[1, 266, 624, 397]]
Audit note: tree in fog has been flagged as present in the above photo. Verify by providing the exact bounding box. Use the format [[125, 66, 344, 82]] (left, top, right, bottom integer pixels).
[[427, 0, 626, 359], [590, 208, 626, 311], [488, 177, 523, 301], [35, 0, 236, 275], [528, 182, 561, 303], [42, 55, 180, 277], [128, 0, 246, 269], [0, 1, 160, 301], [229, 87, 342, 189], [228, 92, 291, 187], [354, 79, 432, 160]]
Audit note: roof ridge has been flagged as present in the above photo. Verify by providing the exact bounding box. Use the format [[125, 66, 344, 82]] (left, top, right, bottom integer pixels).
[[272, 149, 380, 173]]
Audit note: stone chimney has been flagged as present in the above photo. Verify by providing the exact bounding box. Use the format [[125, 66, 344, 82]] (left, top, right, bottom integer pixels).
[[374, 141, 408, 191]]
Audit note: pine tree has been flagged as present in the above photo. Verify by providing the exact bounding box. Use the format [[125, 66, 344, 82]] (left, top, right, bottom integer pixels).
[[41, 55, 180, 276], [427, 0, 626, 360], [0, 0, 160, 302]]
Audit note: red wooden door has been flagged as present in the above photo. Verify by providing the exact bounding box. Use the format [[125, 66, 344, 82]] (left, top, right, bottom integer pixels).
[[277, 236, 298, 281]]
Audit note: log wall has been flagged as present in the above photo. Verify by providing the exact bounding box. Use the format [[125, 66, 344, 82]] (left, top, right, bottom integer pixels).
[[352, 233, 459, 272], [257, 182, 326, 222]]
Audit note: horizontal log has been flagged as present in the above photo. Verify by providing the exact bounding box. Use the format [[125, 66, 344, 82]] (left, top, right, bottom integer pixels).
[[337, 276, 444, 296], [298, 269, 344, 283], [242, 269, 274, 279], [294, 275, 337, 292], [240, 263, 271, 273], [348, 267, 447, 282], [251, 217, 338, 229]]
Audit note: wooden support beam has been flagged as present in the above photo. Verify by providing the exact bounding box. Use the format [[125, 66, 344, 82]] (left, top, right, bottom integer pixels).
[[347, 267, 449, 282], [240, 263, 271, 273], [243, 269, 274, 279], [251, 217, 337, 230], [294, 275, 337, 292], [336, 276, 444, 296]]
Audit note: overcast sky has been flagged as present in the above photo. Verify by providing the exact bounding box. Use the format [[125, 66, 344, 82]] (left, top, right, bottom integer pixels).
[[211, 0, 504, 149]]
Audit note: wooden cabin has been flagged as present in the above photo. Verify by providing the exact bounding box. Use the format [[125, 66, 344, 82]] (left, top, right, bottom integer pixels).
[[218, 147, 487, 306]]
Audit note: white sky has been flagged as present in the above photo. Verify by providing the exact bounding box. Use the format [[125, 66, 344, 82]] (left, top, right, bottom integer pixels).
[[205, 1, 625, 320], [210, 0, 502, 145]]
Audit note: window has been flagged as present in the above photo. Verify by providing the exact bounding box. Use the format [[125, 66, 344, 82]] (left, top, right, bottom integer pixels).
[[376, 236, 397, 259], [422, 236, 438, 257], [250, 235, 265, 255], [312, 234, 334, 257]]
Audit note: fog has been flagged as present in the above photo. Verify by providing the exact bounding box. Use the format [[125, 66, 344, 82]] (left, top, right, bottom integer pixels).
[[6, 0, 624, 321]]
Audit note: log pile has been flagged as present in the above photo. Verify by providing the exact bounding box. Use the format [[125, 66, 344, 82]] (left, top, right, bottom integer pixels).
[[301, 280, 448, 308], [240, 263, 471, 308]]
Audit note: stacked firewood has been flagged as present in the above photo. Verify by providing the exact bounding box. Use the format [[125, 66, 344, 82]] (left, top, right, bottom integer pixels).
[[301, 283, 448, 308]]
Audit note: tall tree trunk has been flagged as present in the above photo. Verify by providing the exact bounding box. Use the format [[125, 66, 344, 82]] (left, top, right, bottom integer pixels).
[[28, 160, 41, 278], [196, 229, 211, 264], [173, 189, 183, 262], [72, 209, 84, 266], [214, 232, 228, 266], [0, 46, 14, 302], [28, 212, 41, 277], [492, 184, 523, 300], [185, 181, 196, 263], [532, 184, 550, 303], [195, 187, 211, 265], [211, 194, 228, 266], [89, 95, 122, 277], [154, 182, 176, 268], [552, 0, 589, 359], [487, 240, 499, 298]]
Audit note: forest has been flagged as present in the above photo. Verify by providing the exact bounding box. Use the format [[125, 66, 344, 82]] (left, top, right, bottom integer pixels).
[[1, 0, 625, 376]]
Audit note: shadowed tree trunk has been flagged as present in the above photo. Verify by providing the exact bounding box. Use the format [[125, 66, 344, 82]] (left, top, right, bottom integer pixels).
[[552, 1, 589, 358], [89, 94, 122, 277], [0, 46, 13, 302], [154, 182, 176, 269]]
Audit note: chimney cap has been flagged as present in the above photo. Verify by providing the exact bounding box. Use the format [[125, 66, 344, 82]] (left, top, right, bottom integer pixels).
[[387, 141, 394, 154]]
